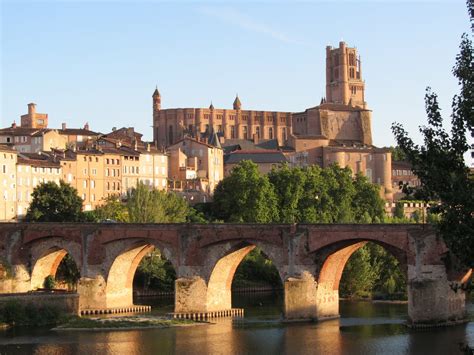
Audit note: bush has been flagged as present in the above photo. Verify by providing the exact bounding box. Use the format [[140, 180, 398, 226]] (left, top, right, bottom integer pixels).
[[0, 300, 64, 327], [44, 275, 56, 290]]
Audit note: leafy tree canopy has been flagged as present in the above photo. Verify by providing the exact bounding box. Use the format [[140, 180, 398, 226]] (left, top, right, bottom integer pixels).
[[25, 181, 85, 222], [391, 1, 474, 267], [212, 160, 279, 223]]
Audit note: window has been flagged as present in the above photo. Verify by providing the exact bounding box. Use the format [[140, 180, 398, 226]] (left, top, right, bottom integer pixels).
[[91, 180, 95, 189], [168, 125, 173, 143], [230, 126, 235, 139], [255, 127, 260, 139], [282, 127, 287, 141], [349, 53, 356, 66], [83, 181, 87, 188], [349, 68, 355, 79], [243, 126, 248, 139], [268, 127, 273, 140]]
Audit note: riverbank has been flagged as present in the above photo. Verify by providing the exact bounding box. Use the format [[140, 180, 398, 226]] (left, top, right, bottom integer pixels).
[[54, 315, 203, 331]]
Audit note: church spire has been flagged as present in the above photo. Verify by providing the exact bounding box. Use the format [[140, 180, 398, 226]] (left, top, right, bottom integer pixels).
[[233, 94, 241, 110]]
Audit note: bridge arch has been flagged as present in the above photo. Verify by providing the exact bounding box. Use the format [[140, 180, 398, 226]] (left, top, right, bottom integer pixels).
[[28, 237, 82, 290], [103, 239, 178, 309], [201, 240, 284, 312], [313, 238, 408, 319]]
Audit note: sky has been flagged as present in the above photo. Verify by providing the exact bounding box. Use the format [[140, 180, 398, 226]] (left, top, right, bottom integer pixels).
[[0, 0, 471, 146]]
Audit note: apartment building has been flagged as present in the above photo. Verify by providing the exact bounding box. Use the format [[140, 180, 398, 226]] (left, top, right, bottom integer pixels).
[[0, 145, 17, 221]]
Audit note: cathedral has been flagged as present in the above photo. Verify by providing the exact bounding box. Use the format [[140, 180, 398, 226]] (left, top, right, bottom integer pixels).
[[153, 42, 393, 200]]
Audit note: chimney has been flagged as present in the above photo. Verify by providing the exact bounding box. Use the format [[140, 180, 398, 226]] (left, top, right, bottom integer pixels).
[[62, 123, 66, 130], [146, 143, 151, 152], [84, 122, 90, 131], [28, 103, 36, 115], [112, 127, 117, 131]]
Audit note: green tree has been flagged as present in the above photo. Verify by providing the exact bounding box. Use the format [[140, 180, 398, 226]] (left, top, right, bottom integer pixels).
[[352, 173, 385, 223], [93, 195, 128, 222], [25, 181, 85, 222], [340, 246, 376, 298], [391, 2, 474, 266], [212, 160, 279, 223], [389, 146, 407, 161], [268, 164, 306, 223], [134, 250, 176, 291], [55, 254, 81, 291], [126, 182, 189, 223]]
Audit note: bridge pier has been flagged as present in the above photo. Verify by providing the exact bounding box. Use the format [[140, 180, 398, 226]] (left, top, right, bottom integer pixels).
[[407, 265, 467, 326], [284, 273, 318, 320], [315, 282, 340, 320], [175, 277, 209, 313]]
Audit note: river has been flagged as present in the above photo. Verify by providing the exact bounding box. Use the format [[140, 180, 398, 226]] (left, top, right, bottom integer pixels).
[[0, 293, 473, 354]]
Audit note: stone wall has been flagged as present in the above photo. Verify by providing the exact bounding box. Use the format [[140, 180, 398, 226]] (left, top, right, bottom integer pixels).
[[0, 292, 80, 315]]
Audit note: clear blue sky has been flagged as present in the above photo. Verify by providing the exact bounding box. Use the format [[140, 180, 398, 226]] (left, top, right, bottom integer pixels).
[[1, 0, 470, 146]]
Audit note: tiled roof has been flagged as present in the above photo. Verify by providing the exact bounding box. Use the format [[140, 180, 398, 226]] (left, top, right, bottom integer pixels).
[[222, 139, 279, 154], [59, 128, 100, 136], [224, 150, 288, 164], [0, 144, 16, 152]]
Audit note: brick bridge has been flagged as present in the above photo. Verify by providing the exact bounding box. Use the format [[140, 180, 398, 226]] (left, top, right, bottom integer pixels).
[[0, 223, 470, 325]]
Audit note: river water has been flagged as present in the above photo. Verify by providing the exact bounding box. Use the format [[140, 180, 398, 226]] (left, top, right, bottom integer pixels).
[[1, 293, 474, 354]]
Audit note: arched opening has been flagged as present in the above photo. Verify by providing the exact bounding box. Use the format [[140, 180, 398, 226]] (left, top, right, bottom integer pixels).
[[231, 247, 284, 317], [316, 240, 407, 319], [206, 243, 283, 314], [30, 248, 81, 291], [105, 243, 176, 309]]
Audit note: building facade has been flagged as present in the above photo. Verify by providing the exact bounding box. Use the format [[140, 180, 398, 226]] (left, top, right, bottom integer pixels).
[[153, 42, 393, 200], [0, 145, 17, 221]]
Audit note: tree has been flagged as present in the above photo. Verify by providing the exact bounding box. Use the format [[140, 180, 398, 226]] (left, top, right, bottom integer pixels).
[[134, 249, 176, 291], [391, 1, 474, 266], [340, 246, 376, 298], [268, 164, 306, 223], [389, 146, 407, 161], [126, 182, 189, 223], [93, 195, 128, 222], [25, 181, 85, 222], [351, 173, 385, 223], [212, 161, 279, 223]]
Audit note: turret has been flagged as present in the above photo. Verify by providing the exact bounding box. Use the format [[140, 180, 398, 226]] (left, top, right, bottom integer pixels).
[[325, 42, 366, 108], [233, 95, 241, 110], [153, 86, 161, 111]]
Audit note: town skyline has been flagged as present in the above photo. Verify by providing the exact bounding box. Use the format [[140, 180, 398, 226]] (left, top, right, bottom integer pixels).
[[1, 1, 470, 146]]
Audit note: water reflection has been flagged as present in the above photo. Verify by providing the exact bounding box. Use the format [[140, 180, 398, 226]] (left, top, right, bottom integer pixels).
[[0, 294, 473, 354]]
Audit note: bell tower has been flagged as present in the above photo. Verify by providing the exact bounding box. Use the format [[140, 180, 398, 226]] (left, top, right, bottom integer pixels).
[[152, 87, 161, 145], [152, 86, 161, 111], [325, 42, 366, 108]]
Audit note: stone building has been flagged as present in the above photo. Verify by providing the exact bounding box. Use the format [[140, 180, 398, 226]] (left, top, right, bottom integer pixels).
[[167, 137, 224, 195], [16, 153, 62, 218], [153, 89, 292, 148], [0, 104, 99, 153], [0, 145, 17, 221], [152, 41, 393, 200]]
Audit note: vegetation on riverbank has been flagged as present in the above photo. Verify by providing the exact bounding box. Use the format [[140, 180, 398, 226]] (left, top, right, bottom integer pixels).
[[0, 300, 67, 327], [55, 316, 195, 330]]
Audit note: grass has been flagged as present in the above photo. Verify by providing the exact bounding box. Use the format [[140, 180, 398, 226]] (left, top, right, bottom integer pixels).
[[56, 316, 196, 330]]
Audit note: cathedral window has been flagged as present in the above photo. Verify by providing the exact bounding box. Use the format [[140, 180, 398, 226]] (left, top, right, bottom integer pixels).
[[349, 68, 355, 79], [349, 53, 355, 66]]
